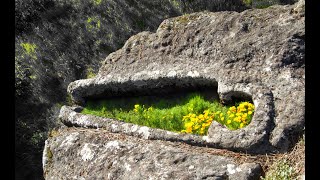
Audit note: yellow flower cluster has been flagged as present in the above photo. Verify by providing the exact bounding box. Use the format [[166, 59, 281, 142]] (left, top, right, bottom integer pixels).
[[133, 101, 255, 135], [181, 110, 214, 135], [181, 102, 255, 134], [221, 102, 255, 130]]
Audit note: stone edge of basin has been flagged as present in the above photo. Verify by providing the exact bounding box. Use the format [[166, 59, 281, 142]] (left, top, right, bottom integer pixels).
[[60, 81, 276, 154]]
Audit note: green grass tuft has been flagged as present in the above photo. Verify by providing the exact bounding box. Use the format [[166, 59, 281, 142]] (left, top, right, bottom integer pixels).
[[82, 92, 254, 135]]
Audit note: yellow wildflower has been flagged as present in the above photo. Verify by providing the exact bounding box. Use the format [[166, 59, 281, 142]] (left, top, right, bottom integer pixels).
[[134, 104, 140, 109], [186, 126, 192, 133], [194, 124, 200, 130], [185, 121, 193, 127], [241, 117, 246, 122], [191, 117, 198, 123], [242, 113, 247, 118], [230, 106, 236, 112], [234, 117, 241, 122]]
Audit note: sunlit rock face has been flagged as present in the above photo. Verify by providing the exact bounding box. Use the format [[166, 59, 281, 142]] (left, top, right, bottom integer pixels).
[[68, 1, 304, 152], [44, 1, 304, 179], [43, 128, 262, 180]]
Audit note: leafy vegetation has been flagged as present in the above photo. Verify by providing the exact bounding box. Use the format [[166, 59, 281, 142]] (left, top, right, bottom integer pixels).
[[262, 159, 296, 180], [82, 93, 254, 135], [20, 42, 38, 60], [93, 0, 102, 6], [261, 137, 305, 180], [86, 16, 101, 32], [86, 67, 97, 79]]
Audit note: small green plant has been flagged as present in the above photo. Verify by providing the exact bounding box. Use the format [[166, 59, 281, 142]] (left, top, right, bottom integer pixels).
[[20, 42, 37, 60], [170, 0, 180, 9], [93, 0, 102, 6], [261, 136, 305, 180], [261, 159, 297, 180], [86, 67, 96, 78], [243, 0, 252, 7], [30, 132, 45, 145], [82, 93, 254, 135], [86, 17, 101, 31]]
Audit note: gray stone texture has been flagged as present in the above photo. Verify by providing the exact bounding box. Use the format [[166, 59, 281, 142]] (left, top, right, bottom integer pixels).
[[43, 128, 262, 180], [67, 0, 304, 153], [43, 0, 305, 179]]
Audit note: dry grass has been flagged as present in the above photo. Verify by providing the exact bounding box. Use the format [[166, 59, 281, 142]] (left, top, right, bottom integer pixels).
[[260, 136, 305, 179], [197, 136, 305, 179], [281, 136, 305, 176]]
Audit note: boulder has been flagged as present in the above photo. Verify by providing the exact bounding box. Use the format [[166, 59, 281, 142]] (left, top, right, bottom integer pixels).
[[67, 1, 304, 153], [44, 1, 305, 179], [43, 127, 262, 179]]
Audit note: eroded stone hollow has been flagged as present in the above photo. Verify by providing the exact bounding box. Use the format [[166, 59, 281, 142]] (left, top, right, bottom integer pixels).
[[83, 78, 220, 103], [81, 82, 255, 137], [44, 2, 305, 179], [83, 80, 254, 108], [64, 1, 304, 154], [63, 77, 276, 153]]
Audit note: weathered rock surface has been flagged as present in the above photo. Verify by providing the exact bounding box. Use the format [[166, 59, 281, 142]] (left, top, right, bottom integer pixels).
[[67, 1, 304, 153], [43, 127, 262, 180], [43, 1, 305, 179]]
